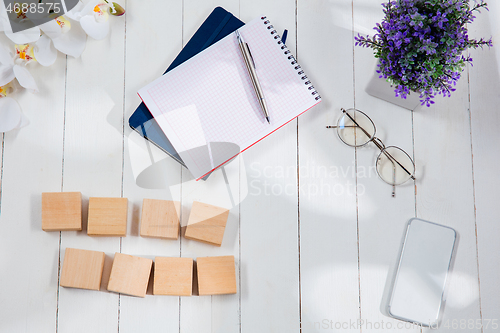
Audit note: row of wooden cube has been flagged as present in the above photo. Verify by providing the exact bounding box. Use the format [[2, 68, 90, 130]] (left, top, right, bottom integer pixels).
[[61, 248, 237, 297], [42, 192, 230, 246]]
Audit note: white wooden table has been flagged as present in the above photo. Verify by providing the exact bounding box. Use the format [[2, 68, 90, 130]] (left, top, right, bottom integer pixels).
[[1, 0, 499, 332]]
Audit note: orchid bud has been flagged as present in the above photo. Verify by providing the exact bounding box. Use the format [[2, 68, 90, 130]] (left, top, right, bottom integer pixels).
[[109, 2, 125, 16]]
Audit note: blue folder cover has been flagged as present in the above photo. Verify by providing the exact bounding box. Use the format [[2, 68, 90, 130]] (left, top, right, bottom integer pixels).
[[129, 7, 245, 166]]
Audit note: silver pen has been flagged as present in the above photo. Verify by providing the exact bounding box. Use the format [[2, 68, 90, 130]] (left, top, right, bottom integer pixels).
[[236, 30, 270, 124]]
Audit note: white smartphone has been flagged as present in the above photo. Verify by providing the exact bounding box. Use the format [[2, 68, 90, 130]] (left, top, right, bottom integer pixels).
[[387, 218, 457, 327]]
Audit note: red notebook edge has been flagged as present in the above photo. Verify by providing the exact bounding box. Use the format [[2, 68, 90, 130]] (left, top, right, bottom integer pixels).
[[139, 91, 322, 182], [195, 100, 322, 181]]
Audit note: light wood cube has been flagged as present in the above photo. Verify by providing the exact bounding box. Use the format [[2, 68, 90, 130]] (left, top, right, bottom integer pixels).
[[60, 248, 105, 291], [184, 201, 229, 246], [140, 199, 180, 239], [42, 192, 82, 231], [107, 253, 152, 297], [196, 255, 237, 295], [153, 257, 193, 296], [87, 197, 128, 236]]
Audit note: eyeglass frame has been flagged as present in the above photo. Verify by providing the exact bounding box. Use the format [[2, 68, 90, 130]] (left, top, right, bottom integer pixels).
[[326, 108, 416, 197]]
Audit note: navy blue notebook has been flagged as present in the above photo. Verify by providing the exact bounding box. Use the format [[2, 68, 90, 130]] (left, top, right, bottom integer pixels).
[[129, 7, 245, 166]]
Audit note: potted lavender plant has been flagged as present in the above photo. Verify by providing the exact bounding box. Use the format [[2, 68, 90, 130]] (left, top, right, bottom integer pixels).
[[356, 0, 492, 108]]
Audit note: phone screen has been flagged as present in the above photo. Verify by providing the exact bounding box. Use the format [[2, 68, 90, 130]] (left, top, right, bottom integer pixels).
[[388, 218, 457, 327]]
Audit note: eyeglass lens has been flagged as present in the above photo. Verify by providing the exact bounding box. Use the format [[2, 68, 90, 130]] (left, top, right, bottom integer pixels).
[[336, 109, 375, 147], [376, 146, 415, 186]]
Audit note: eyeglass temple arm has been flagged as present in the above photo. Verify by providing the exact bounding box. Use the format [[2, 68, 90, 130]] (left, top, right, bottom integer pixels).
[[392, 163, 396, 197], [338, 109, 415, 181]]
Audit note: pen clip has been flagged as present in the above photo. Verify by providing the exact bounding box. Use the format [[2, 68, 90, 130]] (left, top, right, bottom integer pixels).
[[236, 30, 257, 69], [244, 43, 256, 69]]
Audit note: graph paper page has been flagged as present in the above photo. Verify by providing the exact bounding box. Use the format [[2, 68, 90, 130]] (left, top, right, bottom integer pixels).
[[138, 17, 320, 179]]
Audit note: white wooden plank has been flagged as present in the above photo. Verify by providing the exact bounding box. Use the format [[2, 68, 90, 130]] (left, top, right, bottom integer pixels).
[[412, 46, 480, 333], [0, 133, 3, 208], [0, 48, 66, 332], [118, 0, 183, 331], [57, 4, 126, 332], [297, 1, 360, 332], [183, 0, 241, 44], [238, 1, 300, 332], [352, 1, 420, 332], [179, 3, 241, 333], [468, 4, 500, 332]]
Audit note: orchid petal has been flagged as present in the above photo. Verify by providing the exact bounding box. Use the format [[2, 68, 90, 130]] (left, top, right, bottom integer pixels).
[[65, 0, 86, 21], [18, 109, 29, 128], [0, 65, 15, 86], [80, 15, 109, 40], [0, 43, 14, 67], [34, 35, 57, 66], [79, 0, 103, 16], [51, 20, 87, 57], [5, 26, 41, 44], [0, 13, 10, 32], [13, 64, 38, 93], [0, 43, 15, 85], [0, 97, 22, 132], [39, 19, 62, 40]]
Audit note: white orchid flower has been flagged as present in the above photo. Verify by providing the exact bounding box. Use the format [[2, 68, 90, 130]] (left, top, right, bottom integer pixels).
[[34, 15, 87, 63], [0, 82, 28, 133], [0, 6, 87, 60], [0, 42, 38, 93], [65, 0, 110, 40], [0, 42, 41, 133], [65, 0, 124, 40], [0, 3, 41, 44]]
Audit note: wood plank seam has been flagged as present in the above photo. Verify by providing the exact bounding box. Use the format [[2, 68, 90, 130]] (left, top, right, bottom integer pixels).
[[353, 4, 364, 324], [293, 10, 301, 320], [56, 55, 69, 333], [465, 61, 485, 323], [118, 7, 127, 323], [0, 134, 4, 215], [411, 111, 418, 216]]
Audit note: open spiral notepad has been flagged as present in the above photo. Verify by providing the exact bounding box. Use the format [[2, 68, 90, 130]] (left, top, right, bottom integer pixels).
[[138, 16, 321, 180]]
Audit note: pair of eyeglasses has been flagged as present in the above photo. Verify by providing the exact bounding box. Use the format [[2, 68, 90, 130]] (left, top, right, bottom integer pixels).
[[327, 108, 415, 197]]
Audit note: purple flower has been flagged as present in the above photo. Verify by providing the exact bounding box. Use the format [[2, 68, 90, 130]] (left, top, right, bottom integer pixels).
[[354, 0, 492, 106]]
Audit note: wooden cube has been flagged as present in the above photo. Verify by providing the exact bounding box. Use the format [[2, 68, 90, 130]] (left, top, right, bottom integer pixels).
[[184, 201, 229, 246], [60, 248, 105, 291], [153, 257, 193, 296], [196, 256, 236, 295], [87, 197, 128, 236], [42, 192, 82, 231], [107, 253, 152, 297], [140, 199, 180, 239]]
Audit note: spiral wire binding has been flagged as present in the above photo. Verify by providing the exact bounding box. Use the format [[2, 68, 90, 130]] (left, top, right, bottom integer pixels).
[[261, 16, 321, 101]]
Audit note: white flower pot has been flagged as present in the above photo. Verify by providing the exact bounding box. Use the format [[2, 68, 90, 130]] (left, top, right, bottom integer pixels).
[[365, 67, 421, 111]]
